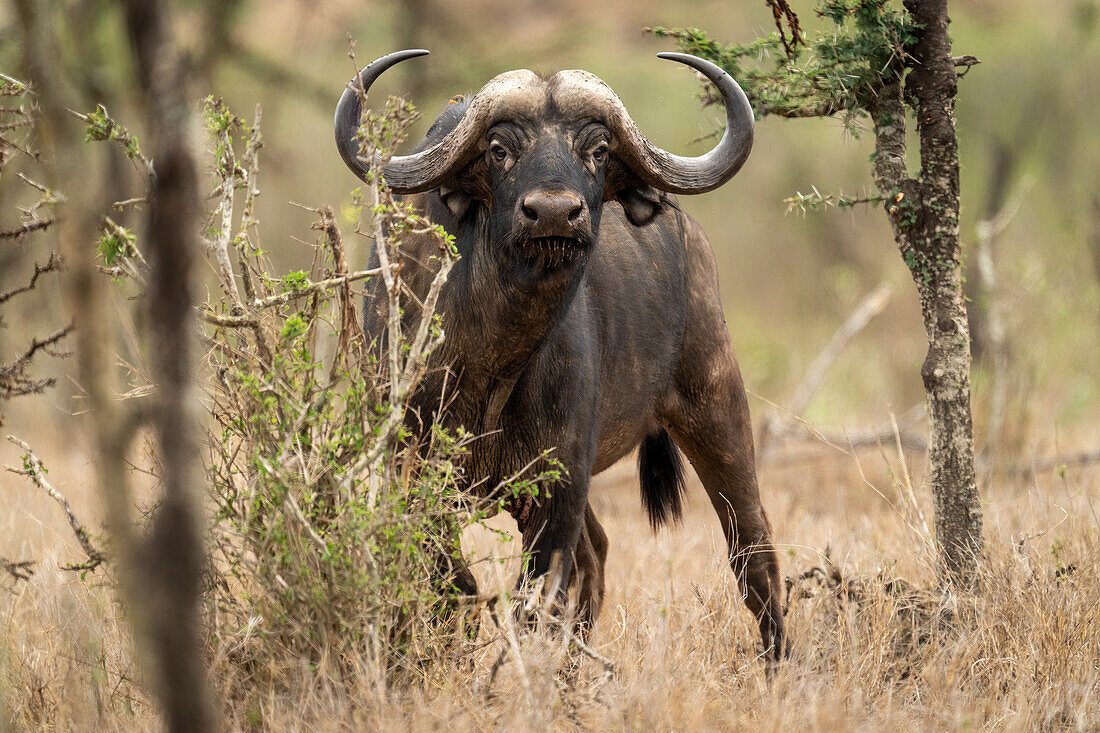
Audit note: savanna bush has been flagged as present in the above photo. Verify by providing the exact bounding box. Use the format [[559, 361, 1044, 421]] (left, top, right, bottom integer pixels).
[[87, 96, 548, 693]]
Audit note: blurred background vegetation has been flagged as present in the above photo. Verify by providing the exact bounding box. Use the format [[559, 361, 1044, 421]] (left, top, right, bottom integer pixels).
[[2, 0, 1097, 457]]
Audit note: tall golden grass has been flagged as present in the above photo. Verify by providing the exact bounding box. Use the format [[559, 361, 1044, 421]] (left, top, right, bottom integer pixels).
[[3, 436, 1096, 730]]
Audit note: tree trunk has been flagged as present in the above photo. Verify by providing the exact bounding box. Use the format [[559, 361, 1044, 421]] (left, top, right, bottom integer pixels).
[[122, 1, 221, 729], [872, 0, 983, 586], [15, 0, 219, 728]]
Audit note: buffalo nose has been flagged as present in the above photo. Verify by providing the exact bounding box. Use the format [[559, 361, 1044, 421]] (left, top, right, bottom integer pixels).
[[520, 190, 586, 233]]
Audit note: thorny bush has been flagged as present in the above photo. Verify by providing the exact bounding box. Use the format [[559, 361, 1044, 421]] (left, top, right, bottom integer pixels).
[[77, 96, 550, 691]]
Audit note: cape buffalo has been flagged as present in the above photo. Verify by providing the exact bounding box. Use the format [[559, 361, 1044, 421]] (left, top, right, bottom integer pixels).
[[334, 49, 786, 660]]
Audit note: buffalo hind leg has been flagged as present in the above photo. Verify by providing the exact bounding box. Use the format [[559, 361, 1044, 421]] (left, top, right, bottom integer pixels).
[[665, 362, 787, 662], [573, 503, 609, 637]]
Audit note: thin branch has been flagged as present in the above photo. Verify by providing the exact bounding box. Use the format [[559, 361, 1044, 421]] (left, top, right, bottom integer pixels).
[[0, 251, 61, 305], [69, 104, 155, 180], [5, 436, 107, 571], [764, 0, 805, 58], [282, 490, 328, 554], [997, 449, 1100, 477], [0, 323, 74, 402], [952, 55, 981, 76], [200, 267, 381, 327], [110, 196, 147, 209], [101, 215, 149, 285], [309, 204, 365, 377], [532, 605, 615, 678], [233, 103, 264, 303], [203, 104, 245, 310], [784, 187, 886, 214], [0, 217, 53, 240], [789, 281, 892, 418], [2, 558, 35, 582]]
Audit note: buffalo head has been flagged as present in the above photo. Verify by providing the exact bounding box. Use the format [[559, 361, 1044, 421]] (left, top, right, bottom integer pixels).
[[335, 51, 753, 285]]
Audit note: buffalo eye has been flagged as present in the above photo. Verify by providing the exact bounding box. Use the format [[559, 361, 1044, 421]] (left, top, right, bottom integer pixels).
[[489, 141, 509, 164], [591, 143, 609, 165]]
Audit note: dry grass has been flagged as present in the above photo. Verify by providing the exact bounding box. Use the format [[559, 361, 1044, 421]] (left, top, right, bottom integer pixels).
[[2, 428, 1098, 731]]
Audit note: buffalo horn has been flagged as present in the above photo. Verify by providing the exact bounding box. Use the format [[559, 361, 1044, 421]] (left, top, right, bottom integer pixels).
[[334, 51, 754, 196]]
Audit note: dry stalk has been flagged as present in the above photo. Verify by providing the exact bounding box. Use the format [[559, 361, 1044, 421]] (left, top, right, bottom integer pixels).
[[888, 405, 930, 541]]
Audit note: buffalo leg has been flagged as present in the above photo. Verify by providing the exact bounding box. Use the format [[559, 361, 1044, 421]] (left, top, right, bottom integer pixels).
[[516, 478, 588, 619], [665, 359, 786, 661], [573, 503, 609, 636]]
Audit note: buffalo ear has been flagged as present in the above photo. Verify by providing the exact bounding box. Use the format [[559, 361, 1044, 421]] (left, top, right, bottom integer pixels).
[[439, 186, 475, 220], [617, 184, 665, 226], [606, 158, 665, 226]]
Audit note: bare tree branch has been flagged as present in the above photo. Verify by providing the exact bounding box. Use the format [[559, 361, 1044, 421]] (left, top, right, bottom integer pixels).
[[2, 558, 34, 583], [4, 435, 106, 571], [0, 252, 61, 305], [0, 218, 53, 240], [759, 282, 892, 455]]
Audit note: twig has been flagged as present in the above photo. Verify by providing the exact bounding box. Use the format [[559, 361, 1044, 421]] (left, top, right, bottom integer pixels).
[[2, 558, 35, 583], [69, 104, 155, 180], [0, 252, 61, 305], [952, 55, 981, 76], [17, 171, 51, 195], [310, 204, 365, 377], [233, 103, 264, 304], [110, 196, 147, 209], [1, 323, 74, 402], [199, 267, 381, 327], [204, 105, 245, 310], [5, 436, 106, 571], [0, 217, 53, 240], [0, 72, 29, 89], [282, 490, 328, 554], [533, 606, 616, 679], [749, 387, 926, 464], [789, 281, 892, 419], [102, 216, 149, 284], [784, 187, 885, 214], [765, 0, 805, 58]]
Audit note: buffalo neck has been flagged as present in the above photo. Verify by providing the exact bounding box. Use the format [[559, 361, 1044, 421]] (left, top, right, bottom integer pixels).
[[440, 214, 585, 384]]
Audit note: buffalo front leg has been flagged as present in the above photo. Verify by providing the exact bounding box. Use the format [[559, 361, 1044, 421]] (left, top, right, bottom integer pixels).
[[665, 360, 787, 662], [515, 477, 588, 624]]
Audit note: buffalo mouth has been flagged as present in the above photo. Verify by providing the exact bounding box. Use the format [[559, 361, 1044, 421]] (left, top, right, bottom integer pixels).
[[518, 236, 587, 269]]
